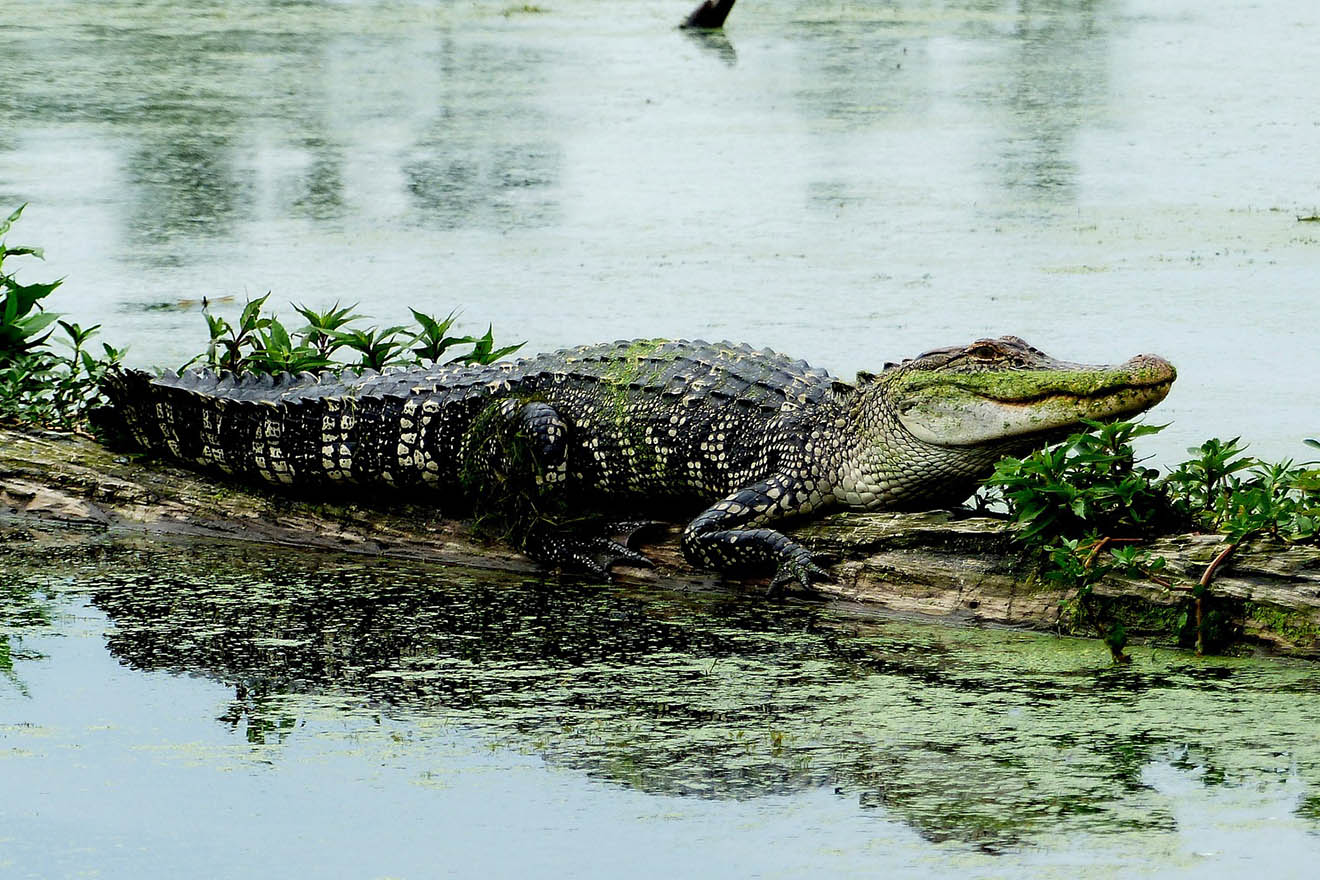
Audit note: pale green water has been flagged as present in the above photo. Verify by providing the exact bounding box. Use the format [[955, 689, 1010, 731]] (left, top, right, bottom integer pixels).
[[4, 536, 1320, 877], [3, 0, 1320, 875], [1, 0, 1318, 463]]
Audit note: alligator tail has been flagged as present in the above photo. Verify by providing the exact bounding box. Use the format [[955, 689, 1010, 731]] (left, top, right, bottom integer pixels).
[[90, 366, 164, 452]]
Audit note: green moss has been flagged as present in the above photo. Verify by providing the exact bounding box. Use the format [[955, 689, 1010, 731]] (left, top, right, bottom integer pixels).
[[598, 338, 673, 389], [598, 339, 676, 481], [1055, 592, 1194, 649], [893, 368, 1164, 402], [1245, 602, 1320, 646]]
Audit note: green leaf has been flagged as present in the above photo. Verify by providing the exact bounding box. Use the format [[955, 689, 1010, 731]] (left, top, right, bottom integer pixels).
[[410, 308, 456, 339], [0, 203, 26, 238], [15, 310, 60, 339], [3, 279, 63, 318], [240, 293, 272, 331], [265, 318, 292, 352], [483, 341, 525, 362]]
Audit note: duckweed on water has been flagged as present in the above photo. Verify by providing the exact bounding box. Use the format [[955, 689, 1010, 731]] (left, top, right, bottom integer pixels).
[[5, 536, 1320, 851]]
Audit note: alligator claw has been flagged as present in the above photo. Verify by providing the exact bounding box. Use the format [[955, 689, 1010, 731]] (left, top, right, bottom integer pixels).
[[594, 537, 654, 569], [768, 551, 832, 596]]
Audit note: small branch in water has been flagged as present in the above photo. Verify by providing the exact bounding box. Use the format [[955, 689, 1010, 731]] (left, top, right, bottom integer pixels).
[[1075, 536, 1130, 664], [681, 0, 737, 30]]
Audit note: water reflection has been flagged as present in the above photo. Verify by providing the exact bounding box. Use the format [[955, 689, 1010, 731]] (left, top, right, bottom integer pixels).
[[787, 0, 1115, 210], [0, 567, 54, 697], [0, 0, 1124, 252], [682, 29, 738, 67], [285, 139, 347, 221], [124, 136, 254, 250], [8, 539, 1316, 851], [789, 10, 921, 130], [401, 39, 562, 229], [977, 0, 1115, 205], [0, 0, 565, 254]]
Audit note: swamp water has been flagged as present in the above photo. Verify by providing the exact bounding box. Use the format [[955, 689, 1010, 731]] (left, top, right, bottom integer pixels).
[[3, 0, 1320, 875], [1, 0, 1318, 463], [5, 536, 1320, 877]]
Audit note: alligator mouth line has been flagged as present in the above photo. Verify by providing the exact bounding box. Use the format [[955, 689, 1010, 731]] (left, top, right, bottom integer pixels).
[[895, 373, 1176, 448], [972, 378, 1176, 407]]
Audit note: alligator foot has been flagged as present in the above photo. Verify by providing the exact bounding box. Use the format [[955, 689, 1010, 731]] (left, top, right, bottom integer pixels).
[[526, 525, 655, 582], [767, 549, 833, 596]]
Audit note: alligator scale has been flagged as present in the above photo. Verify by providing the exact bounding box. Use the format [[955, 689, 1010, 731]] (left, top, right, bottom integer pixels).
[[101, 336, 1175, 587]]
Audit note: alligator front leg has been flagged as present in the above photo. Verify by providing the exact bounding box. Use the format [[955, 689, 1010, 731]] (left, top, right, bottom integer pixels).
[[681, 474, 832, 591]]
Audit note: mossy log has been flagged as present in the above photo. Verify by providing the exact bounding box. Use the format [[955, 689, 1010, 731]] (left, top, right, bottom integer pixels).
[[3, 426, 1319, 658]]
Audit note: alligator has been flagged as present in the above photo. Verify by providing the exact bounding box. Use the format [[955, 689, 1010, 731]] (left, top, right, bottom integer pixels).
[[99, 336, 1175, 588]]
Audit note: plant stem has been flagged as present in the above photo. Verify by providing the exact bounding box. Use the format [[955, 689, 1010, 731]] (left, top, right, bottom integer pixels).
[[1195, 540, 1239, 655]]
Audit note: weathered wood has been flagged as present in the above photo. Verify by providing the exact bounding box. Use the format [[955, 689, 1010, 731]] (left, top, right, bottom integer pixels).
[[3, 426, 1319, 657]]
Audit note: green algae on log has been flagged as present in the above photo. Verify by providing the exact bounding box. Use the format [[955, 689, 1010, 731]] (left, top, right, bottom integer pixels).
[[2, 426, 1319, 658]]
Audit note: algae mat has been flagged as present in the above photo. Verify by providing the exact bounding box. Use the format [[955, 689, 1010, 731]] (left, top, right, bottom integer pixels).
[[4, 534, 1320, 876]]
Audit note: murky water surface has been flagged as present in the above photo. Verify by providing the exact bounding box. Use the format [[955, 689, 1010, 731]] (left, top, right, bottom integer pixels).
[[4, 536, 1320, 877], [3, 1, 1320, 875], [1, 0, 1317, 463]]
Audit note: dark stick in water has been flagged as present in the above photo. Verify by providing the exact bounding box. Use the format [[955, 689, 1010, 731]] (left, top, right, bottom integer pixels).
[[681, 0, 737, 30]]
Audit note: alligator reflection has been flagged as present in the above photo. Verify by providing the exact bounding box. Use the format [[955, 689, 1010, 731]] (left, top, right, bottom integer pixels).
[[81, 542, 1320, 850]]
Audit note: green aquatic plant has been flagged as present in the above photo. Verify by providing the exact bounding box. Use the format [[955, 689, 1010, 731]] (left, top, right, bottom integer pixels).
[[1, 204, 61, 363], [985, 421, 1172, 662], [986, 419, 1171, 544], [451, 323, 525, 366], [1165, 443, 1320, 653], [292, 301, 364, 361], [323, 323, 413, 371], [198, 296, 524, 375], [0, 205, 125, 428], [986, 423, 1320, 659], [2, 205, 524, 425]]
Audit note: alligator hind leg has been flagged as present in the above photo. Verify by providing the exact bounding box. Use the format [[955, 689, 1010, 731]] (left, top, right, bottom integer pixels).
[[460, 398, 568, 493], [461, 399, 657, 579], [525, 523, 654, 581]]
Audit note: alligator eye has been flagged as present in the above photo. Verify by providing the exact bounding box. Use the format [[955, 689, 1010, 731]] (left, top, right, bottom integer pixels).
[[966, 343, 1001, 361]]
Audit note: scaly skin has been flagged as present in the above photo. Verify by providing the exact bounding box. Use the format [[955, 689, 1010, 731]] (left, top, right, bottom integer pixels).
[[99, 336, 1176, 588]]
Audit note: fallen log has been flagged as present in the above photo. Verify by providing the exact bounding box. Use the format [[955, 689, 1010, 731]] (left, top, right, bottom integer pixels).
[[3, 426, 1318, 657]]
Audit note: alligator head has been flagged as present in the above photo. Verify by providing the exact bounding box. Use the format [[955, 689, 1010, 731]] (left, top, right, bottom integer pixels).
[[879, 335, 1176, 448]]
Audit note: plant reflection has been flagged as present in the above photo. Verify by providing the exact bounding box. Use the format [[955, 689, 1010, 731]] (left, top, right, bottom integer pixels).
[[15, 539, 1311, 851]]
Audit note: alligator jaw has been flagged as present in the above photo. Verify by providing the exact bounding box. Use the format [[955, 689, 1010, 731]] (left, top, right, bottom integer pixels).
[[893, 353, 1177, 448]]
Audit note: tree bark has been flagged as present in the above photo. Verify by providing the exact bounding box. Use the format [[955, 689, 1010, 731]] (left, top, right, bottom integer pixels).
[[3, 426, 1319, 657]]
